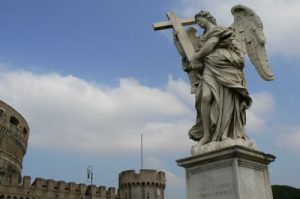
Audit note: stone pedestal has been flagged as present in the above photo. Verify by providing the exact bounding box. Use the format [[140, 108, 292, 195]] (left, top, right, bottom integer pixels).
[[176, 145, 275, 199]]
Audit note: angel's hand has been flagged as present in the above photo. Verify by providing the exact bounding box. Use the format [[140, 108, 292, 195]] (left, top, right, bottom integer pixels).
[[191, 62, 203, 70], [190, 57, 203, 70]]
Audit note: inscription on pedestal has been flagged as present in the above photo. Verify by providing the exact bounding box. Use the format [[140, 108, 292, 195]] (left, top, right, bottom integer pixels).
[[196, 183, 234, 198], [189, 166, 235, 199]]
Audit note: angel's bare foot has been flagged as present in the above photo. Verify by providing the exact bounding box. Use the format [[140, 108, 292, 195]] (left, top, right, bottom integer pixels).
[[199, 135, 210, 145], [221, 134, 229, 141]]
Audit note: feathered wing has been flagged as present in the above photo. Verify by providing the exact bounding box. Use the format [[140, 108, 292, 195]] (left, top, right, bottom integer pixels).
[[231, 4, 274, 81]]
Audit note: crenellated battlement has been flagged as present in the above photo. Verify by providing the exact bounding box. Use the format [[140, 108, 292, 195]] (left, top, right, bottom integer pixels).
[[0, 175, 117, 199], [119, 169, 166, 188], [118, 170, 166, 199]]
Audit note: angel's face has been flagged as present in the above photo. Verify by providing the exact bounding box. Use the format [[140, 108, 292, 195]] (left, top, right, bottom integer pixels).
[[196, 17, 208, 29]]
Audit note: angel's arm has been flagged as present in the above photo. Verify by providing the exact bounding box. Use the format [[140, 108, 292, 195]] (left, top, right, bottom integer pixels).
[[192, 36, 220, 62]]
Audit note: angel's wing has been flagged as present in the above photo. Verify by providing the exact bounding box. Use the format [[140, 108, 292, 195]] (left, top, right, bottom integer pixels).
[[231, 4, 274, 81]]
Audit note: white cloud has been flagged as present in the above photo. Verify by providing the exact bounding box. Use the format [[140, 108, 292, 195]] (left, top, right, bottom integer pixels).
[[246, 92, 275, 133], [172, 0, 300, 57], [0, 67, 274, 154], [166, 75, 194, 106], [143, 121, 193, 152], [246, 112, 265, 134], [0, 69, 192, 154], [251, 92, 275, 114], [277, 128, 300, 153]]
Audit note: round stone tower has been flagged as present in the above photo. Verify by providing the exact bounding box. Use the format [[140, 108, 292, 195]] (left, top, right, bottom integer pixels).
[[0, 100, 29, 183], [119, 169, 166, 199]]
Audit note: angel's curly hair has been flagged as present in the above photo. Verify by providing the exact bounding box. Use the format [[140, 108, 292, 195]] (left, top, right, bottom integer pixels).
[[195, 11, 217, 26]]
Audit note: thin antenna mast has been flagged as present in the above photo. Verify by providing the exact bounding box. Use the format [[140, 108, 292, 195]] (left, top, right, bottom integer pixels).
[[141, 132, 143, 169]]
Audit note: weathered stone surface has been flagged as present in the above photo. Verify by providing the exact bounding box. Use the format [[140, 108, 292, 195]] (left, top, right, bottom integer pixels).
[[0, 176, 118, 199], [0, 100, 29, 184], [177, 145, 275, 199], [154, 5, 274, 146], [191, 138, 257, 156], [119, 169, 166, 199]]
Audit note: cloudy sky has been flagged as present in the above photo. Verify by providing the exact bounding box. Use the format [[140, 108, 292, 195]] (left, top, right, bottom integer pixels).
[[0, 0, 299, 198]]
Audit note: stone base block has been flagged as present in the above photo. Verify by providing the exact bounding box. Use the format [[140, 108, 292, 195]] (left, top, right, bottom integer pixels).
[[177, 145, 275, 199]]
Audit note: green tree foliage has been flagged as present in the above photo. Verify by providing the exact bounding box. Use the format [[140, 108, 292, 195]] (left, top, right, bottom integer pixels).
[[272, 185, 300, 199]]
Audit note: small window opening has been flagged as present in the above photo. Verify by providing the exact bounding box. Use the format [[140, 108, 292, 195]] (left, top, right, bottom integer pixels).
[[10, 116, 19, 126], [23, 128, 28, 136], [0, 109, 4, 117]]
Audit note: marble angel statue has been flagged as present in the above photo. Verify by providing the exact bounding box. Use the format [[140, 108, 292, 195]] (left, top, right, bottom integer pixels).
[[172, 5, 274, 145]]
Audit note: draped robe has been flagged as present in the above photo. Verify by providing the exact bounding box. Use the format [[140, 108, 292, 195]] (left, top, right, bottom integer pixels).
[[188, 26, 252, 142]]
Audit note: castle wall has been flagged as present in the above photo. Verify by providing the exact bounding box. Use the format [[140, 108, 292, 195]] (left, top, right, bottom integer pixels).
[[0, 100, 166, 199], [0, 176, 118, 199]]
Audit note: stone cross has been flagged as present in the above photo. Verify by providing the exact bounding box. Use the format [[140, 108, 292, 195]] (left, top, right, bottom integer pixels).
[[153, 11, 196, 62]]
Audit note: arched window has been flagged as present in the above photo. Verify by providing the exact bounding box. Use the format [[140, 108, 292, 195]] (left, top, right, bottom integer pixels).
[[10, 116, 19, 126]]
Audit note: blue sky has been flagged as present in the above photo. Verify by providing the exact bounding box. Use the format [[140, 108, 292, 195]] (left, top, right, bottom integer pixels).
[[0, 0, 299, 198]]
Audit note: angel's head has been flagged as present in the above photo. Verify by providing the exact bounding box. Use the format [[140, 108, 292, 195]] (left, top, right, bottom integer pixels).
[[195, 11, 217, 28]]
